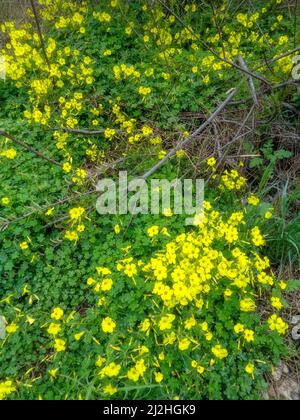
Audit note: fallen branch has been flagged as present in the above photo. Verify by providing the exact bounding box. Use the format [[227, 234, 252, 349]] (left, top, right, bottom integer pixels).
[[59, 127, 123, 136], [238, 55, 259, 106], [141, 88, 237, 179], [272, 80, 300, 89], [0, 130, 62, 167], [265, 46, 300, 65], [62, 127, 105, 135], [228, 78, 300, 106], [29, 0, 50, 69]]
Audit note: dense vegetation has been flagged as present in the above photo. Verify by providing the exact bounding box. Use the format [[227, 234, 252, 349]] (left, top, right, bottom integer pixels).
[[0, 0, 299, 400]]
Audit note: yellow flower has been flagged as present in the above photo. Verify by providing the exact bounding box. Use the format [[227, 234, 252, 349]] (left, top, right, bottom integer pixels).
[[103, 384, 118, 395], [1, 197, 9, 205], [202, 75, 210, 85], [0, 148, 17, 159], [234, 323, 244, 334], [268, 314, 288, 335], [178, 338, 191, 351], [248, 195, 260, 206], [138, 86, 151, 96], [53, 338, 66, 352], [100, 362, 121, 378], [205, 332, 213, 341], [62, 162, 72, 173], [191, 360, 198, 368], [48, 369, 59, 379], [45, 208, 54, 216], [163, 208, 173, 217], [207, 157, 216, 167], [212, 345, 228, 359], [147, 225, 159, 237], [279, 281, 287, 290], [224, 289, 233, 298], [184, 316, 196, 330], [69, 207, 85, 220], [6, 323, 18, 334], [101, 278, 113, 292], [124, 263, 137, 278], [101, 317, 116, 333], [251, 226, 265, 247], [139, 318, 151, 333], [20, 242, 29, 250], [26, 316, 35, 325], [77, 224, 85, 233], [114, 224, 121, 234], [200, 322, 208, 332], [196, 365, 205, 374], [154, 372, 164, 383], [142, 125, 153, 136], [96, 356, 106, 367], [65, 230, 79, 241], [104, 128, 116, 140], [74, 332, 85, 341], [245, 363, 255, 376], [264, 211, 273, 219], [0, 380, 16, 400], [271, 297, 283, 310], [51, 307, 64, 321], [158, 150, 166, 159], [176, 149, 186, 158], [158, 314, 175, 331], [240, 298, 256, 312], [127, 367, 140, 382], [244, 329, 255, 342], [47, 323, 61, 336]]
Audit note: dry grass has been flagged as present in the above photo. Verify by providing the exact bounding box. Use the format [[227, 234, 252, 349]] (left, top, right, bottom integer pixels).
[[0, 0, 30, 23]]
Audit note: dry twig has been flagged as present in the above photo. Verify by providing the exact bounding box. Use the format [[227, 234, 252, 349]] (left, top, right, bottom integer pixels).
[[238, 55, 259, 107], [0, 130, 62, 167], [141, 88, 237, 179]]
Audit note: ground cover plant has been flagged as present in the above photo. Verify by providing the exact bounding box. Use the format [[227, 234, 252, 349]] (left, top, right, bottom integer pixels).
[[0, 0, 299, 400]]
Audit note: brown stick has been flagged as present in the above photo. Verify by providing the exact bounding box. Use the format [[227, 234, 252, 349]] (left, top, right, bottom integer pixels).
[[238, 55, 259, 107], [58, 127, 123, 136], [141, 88, 237, 179], [272, 80, 300, 89], [265, 46, 300, 65], [0, 130, 62, 167], [29, 0, 50, 69]]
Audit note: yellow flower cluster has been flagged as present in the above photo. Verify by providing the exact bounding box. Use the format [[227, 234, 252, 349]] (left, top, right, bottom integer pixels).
[[268, 314, 288, 335], [0, 381, 16, 400], [113, 64, 140, 80], [219, 169, 247, 191], [0, 148, 17, 159]]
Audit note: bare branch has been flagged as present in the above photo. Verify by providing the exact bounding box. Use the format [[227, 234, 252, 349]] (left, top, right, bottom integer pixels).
[[238, 55, 259, 107], [29, 0, 50, 69], [58, 127, 123, 136], [265, 46, 300, 65], [141, 88, 237, 179], [0, 130, 62, 167]]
